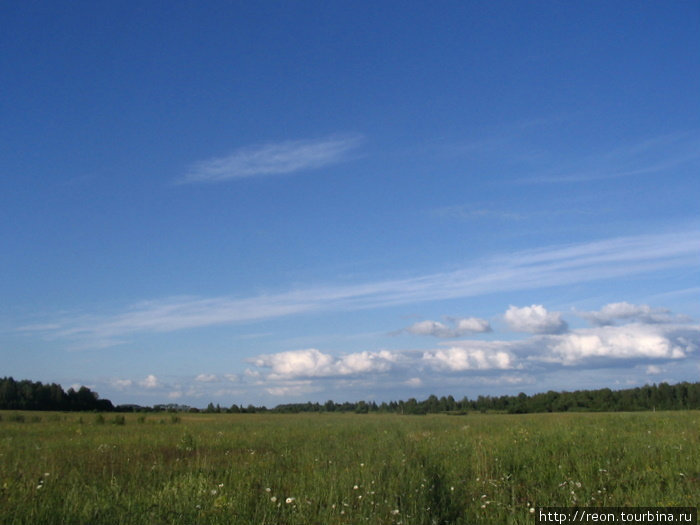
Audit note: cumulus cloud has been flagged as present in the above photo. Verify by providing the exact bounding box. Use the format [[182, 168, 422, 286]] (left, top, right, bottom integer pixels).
[[580, 302, 674, 326], [505, 305, 568, 334], [250, 348, 398, 380], [537, 324, 694, 365], [453, 317, 492, 333], [111, 379, 133, 389], [405, 377, 423, 387], [139, 374, 160, 389], [181, 134, 363, 183], [406, 317, 491, 338], [423, 341, 515, 371]]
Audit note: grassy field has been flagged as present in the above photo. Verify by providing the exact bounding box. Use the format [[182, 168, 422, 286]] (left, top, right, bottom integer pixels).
[[0, 410, 698, 524]]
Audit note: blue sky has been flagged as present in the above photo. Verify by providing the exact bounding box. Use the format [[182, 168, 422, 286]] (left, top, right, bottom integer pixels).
[[2, 1, 699, 407]]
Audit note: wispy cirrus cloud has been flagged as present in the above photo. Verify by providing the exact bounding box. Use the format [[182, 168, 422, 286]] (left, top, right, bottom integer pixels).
[[521, 132, 700, 184], [180, 134, 363, 183], [17, 228, 700, 349]]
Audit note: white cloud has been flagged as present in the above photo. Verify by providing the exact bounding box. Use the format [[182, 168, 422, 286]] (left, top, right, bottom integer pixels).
[[250, 348, 399, 380], [335, 350, 397, 375], [181, 134, 363, 183], [505, 305, 568, 334], [538, 324, 693, 365], [423, 342, 515, 371], [405, 377, 423, 387], [252, 349, 335, 379], [406, 317, 491, 338], [646, 365, 663, 375], [454, 317, 492, 334], [111, 379, 133, 389], [139, 374, 160, 389], [167, 391, 183, 399], [580, 302, 674, 326], [406, 320, 453, 337], [195, 374, 218, 383], [265, 381, 319, 397]]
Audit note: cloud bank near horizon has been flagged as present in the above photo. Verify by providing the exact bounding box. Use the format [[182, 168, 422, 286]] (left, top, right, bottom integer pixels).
[[103, 301, 699, 402]]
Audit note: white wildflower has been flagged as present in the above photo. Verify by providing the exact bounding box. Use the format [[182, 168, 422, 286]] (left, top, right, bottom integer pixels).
[[285, 497, 295, 504]]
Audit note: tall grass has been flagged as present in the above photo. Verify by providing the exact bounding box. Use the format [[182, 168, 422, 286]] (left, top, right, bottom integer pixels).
[[0, 411, 697, 524]]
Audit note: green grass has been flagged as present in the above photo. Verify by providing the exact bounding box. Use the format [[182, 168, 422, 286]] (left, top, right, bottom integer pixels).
[[1, 411, 698, 524]]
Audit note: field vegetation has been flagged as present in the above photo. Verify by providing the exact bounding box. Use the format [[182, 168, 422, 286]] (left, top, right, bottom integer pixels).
[[1, 410, 698, 524]]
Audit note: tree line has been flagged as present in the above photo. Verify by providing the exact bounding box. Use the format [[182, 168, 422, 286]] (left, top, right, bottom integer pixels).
[[0, 377, 113, 411], [2, 376, 699, 414], [261, 381, 700, 414]]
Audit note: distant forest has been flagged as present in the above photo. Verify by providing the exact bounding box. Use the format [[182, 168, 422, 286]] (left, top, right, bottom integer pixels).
[[2, 376, 700, 415], [0, 377, 113, 412]]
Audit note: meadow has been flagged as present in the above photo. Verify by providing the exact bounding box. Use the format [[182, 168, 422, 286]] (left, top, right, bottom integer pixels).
[[0, 411, 697, 524]]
